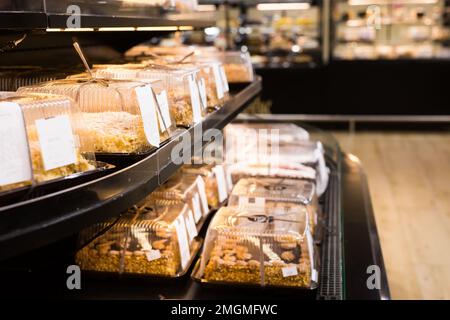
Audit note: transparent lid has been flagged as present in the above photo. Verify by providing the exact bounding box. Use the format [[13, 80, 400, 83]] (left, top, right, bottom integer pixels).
[[88, 69, 176, 138], [229, 177, 316, 206], [181, 163, 229, 209], [197, 205, 317, 288], [193, 51, 254, 83], [225, 123, 310, 145], [227, 162, 317, 182], [151, 173, 210, 222], [0, 93, 96, 193], [17, 78, 164, 154], [75, 198, 201, 277]]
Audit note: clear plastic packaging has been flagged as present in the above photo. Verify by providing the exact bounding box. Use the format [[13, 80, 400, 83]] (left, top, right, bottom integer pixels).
[[225, 123, 310, 145], [83, 69, 177, 139], [75, 199, 202, 277], [0, 93, 96, 192], [194, 206, 318, 288], [150, 173, 210, 223], [228, 177, 319, 235], [181, 163, 229, 209], [194, 51, 254, 83], [17, 78, 164, 154]]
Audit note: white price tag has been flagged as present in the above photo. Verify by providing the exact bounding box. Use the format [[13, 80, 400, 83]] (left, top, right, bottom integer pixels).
[[306, 227, 315, 275], [212, 64, 224, 99], [184, 208, 198, 243], [197, 78, 208, 110], [155, 90, 172, 132], [188, 75, 202, 123], [135, 85, 160, 147], [145, 249, 161, 262], [213, 165, 228, 203], [0, 102, 32, 186], [219, 65, 230, 92], [282, 265, 299, 278], [312, 269, 319, 282], [225, 166, 233, 192], [195, 176, 209, 216], [35, 115, 77, 171], [238, 196, 265, 209], [174, 216, 191, 269], [191, 193, 202, 223]]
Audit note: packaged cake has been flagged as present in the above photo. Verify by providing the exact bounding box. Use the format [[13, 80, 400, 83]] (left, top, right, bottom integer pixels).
[[150, 173, 210, 223], [76, 200, 201, 277], [181, 163, 229, 209], [228, 177, 319, 235], [17, 78, 163, 154], [0, 93, 96, 192], [193, 206, 318, 288]]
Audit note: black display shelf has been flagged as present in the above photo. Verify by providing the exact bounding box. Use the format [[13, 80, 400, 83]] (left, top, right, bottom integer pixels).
[[47, 13, 213, 30], [0, 12, 47, 30], [0, 77, 262, 262], [0, 11, 212, 31]]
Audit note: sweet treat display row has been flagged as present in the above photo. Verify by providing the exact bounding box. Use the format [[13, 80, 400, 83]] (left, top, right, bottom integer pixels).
[[74, 122, 327, 290], [0, 46, 254, 195]]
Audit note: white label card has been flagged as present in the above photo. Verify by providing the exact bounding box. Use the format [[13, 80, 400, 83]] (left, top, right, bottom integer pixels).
[[306, 227, 315, 276], [212, 64, 224, 99], [282, 265, 299, 278], [225, 166, 233, 192], [0, 102, 32, 186], [155, 90, 172, 132], [188, 75, 202, 123], [219, 65, 230, 92], [191, 193, 202, 223], [197, 78, 208, 110], [145, 249, 161, 262], [135, 85, 160, 147], [238, 196, 265, 209], [35, 115, 77, 171], [184, 209, 198, 243], [213, 165, 228, 203], [174, 216, 191, 270], [196, 176, 209, 216]]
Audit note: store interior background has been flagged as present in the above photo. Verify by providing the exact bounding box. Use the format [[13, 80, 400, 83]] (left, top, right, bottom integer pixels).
[[0, 0, 448, 300], [191, 0, 450, 299]]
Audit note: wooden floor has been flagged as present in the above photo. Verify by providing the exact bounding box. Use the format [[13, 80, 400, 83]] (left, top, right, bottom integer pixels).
[[331, 131, 450, 300]]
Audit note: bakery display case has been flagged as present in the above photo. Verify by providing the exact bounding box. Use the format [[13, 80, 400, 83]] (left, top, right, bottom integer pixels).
[[332, 0, 450, 60], [0, 3, 389, 302]]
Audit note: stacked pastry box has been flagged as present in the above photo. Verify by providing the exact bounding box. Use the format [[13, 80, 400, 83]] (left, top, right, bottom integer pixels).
[[0, 92, 105, 199], [75, 161, 232, 278], [125, 44, 254, 84], [192, 123, 329, 290]]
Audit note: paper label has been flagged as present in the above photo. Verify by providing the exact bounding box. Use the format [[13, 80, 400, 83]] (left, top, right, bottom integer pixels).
[[135, 85, 160, 147], [197, 78, 208, 110], [238, 196, 265, 209], [282, 265, 299, 278], [35, 115, 77, 171], [219, 65, 230, 92], [196, 176, 209, 216], [213, 165, 228, 203], [145, 249, 161, 262], [306, 227, 315, 276], [225, 166, 233, 192], [0, 102, 32, 186], [174, 216, 191, 269], [155, 90, 172, 132], [191, 192, 202, 223], [184, 209, 198, 243], [212, 64, 225, 99], [312, 269, 318, 282], [188, 75, 202, 123]]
